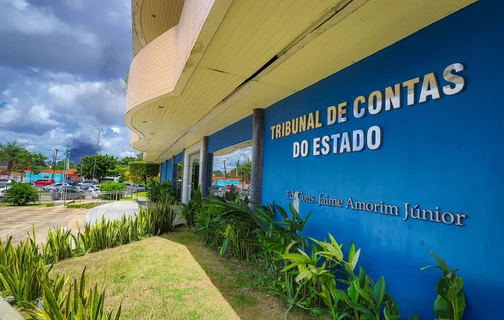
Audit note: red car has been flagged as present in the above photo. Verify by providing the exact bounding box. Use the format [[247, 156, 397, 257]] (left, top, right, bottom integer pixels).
[[34, 178, 55, 186]]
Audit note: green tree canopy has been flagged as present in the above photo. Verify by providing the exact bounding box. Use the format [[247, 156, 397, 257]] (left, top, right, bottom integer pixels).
[[236, 159, 252, 182], [14, 151, 48, 182], [54, 160, 66, 170], [118, 156, 136, 166], [0, 141, 25, 176], [76, 155, 118, 181], [213, 170, 223, 177], [128, 161, 160, 184]]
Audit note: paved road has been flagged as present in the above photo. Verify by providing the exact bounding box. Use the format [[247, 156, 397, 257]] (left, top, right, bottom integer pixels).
[[85, 201, 139, 224], [0, 206, 87, 244]]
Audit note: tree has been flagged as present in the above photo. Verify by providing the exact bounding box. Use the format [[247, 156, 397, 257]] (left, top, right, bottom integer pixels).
[[0, 141, 24, 176], [14, 151, 48, 182], [213, 170, 223, 177], [54, 160, 65, 170], [129, 161, 160, 184], [118, 156, 137, 166], [76, 155, 118, 181], [239, 159, 252, 182]]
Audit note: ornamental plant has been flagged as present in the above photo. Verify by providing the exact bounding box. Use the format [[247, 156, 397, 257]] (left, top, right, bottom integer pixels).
[[2, 182, 39, 205], [421, 251, 466, 320]]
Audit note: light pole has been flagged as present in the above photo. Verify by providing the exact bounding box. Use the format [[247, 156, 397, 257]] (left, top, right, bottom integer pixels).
[[92, 128, 103, 183], [223, 159, 227, 179], [51, 149, 59, 180]]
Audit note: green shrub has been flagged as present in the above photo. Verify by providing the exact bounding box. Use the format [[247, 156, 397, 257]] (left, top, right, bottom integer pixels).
[[3, 183, 39, 205], [25, 268, 122, 320], [66, 203, 99, 209], [421, 251, 466, 320], [99, 182, 125, 200], [147, 177, 176, 202], [181, 188, 201, 228]]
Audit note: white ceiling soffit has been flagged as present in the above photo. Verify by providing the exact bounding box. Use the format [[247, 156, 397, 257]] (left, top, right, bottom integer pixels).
[[133, 0, 476, 162], [213, 140, 252, 157]]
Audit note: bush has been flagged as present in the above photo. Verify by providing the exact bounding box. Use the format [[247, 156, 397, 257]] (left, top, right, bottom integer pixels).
[[99, 182, 125, 200], [147, 177, 176, 202], [66, 203, 100, 209], [2, 183, 39, 205], [181, 188, 201, 228]]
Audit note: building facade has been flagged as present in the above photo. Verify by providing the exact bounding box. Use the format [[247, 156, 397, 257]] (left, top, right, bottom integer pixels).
[[125, 0, 502, 317]]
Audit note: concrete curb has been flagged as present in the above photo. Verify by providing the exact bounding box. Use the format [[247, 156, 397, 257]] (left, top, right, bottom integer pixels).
[[0, 296, 23, 320]]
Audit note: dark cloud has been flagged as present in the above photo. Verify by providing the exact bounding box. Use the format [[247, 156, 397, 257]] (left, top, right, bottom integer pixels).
[[0, 0, 132, 81], [67, 136, 100, 164], [0, 0, 135, 160]]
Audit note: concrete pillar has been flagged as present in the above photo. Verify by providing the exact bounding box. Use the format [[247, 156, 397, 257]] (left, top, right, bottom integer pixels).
[[206, 153, 214, 196], [182, 149, 191, 204], [199, 136, 209, 195], [251, 108, 264, 206]]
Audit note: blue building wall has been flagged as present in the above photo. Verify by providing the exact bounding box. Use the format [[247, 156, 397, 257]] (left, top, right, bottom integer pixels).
[[25, 172, 66, 183], [165, 159, 172, 182], [262, 1, 502, 318], [174, 152, 183, 165], [160, 161, 166, 182], [208, 115, 253, 153]]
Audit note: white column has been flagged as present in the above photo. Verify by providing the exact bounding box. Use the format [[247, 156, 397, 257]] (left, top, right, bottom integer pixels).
[[181, 150, 191, 204], [181, 139, 203, 204]]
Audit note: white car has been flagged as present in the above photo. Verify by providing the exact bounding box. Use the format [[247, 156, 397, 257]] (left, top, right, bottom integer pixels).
[[0, 179, 12, 188], [91, 188, 100, 199]]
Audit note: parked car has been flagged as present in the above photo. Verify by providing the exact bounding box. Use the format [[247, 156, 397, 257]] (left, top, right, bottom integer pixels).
[[0, 186, 11, 199], [91, 189, 100, 199], [0, 179, 12, 188], [240, 188, 250, 196], [34, 178, 55, 187], [88, 185, 99, 192], [80, 182, 93, 190], [65, 180, 77, 186], [51, 187, 85, 200], [43, 183, 71, 191]]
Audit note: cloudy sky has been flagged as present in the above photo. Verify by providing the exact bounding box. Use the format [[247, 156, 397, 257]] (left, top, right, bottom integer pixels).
[[0, 0, 137, 163], [212, 146, 252, 173]]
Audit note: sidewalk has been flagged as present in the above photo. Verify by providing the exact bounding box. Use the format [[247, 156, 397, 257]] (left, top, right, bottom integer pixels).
[[85, 201, 139, 224]]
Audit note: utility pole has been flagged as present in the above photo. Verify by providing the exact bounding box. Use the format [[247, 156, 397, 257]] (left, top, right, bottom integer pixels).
[[92, 128, 102, 183], [52, 149, 59, 180], [223, 159, 227, 179]]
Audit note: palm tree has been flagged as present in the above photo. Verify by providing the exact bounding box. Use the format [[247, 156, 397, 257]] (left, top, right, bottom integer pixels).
[[0, 141, 25, 176]]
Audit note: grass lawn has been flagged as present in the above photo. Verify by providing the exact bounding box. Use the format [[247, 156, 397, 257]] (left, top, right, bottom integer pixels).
[[134, 191, 148, 197], [53, 231, 311, 320], [0, 203, 48, 207]]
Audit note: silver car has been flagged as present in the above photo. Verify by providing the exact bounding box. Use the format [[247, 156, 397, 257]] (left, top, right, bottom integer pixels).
[[51, 187, 86, 200]]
